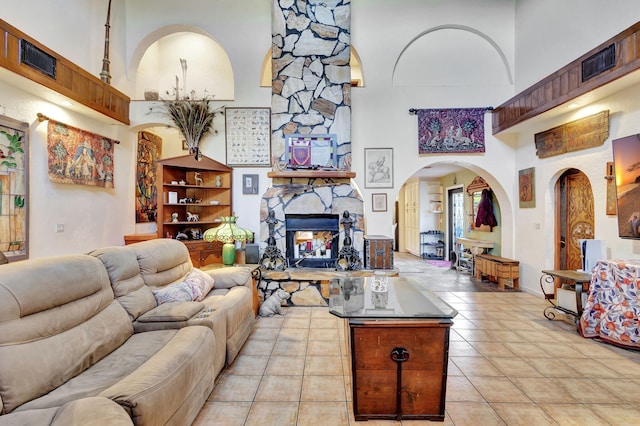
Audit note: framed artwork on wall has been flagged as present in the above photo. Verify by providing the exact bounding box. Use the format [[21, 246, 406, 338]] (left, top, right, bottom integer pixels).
[[518, 167, 535, 208], [242, 174, 259, 194], [372, 193, 387, 212], [225, 107, 271, 167], [365, 148, 393, 188]]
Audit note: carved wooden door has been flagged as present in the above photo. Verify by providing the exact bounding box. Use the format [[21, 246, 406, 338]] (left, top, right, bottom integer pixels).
[[556, 170, 594, 270]]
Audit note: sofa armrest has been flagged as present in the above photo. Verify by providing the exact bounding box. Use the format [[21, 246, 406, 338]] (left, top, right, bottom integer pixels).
[[53, 397, 133, 426], [0, 397, 133, 426], [203, 266, 252, 289]]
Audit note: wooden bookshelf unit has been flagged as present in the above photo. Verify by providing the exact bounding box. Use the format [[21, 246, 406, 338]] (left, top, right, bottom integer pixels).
[[156, 154, 233, 267]]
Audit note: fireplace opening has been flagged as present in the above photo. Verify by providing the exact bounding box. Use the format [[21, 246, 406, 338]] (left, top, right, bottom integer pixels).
[[285, 214, 339, 268]]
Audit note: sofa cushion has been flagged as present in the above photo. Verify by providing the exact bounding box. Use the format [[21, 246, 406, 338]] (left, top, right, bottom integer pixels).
[[0, 255, 132, 415], [90, 246, 157, 320], [15, 329, 180, 412], [129, 239, 192, 289], [99, 326, 216, 426], [137, 302, 204, 323]]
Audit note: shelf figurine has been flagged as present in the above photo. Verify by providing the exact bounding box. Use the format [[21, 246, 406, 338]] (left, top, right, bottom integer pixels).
[[171, 212, 179, 223], [194, 172, 203, 186]]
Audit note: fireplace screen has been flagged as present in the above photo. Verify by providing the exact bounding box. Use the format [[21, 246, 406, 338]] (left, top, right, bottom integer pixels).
[[285, 214, 339, 268]]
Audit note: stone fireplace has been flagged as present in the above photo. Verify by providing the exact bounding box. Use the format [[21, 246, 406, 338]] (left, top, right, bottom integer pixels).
[[258, 1, 360, 305], [258, 176, 364, 306], [259, 177, 364, 267]]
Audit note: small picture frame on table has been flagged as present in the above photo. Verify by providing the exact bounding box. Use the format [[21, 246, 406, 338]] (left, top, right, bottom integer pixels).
[[242, 174, 259, 194], [372, 193, 387, 212]]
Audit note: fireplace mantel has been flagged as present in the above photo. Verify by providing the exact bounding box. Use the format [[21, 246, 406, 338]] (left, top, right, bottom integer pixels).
[[267, 171, 356, 179]]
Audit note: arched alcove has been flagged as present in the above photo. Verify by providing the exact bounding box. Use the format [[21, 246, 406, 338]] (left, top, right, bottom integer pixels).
[[396, 161, 514, 259], [260, 46, 365, 87], [134, 31, 234, 101], [392, 25, 512, 86]]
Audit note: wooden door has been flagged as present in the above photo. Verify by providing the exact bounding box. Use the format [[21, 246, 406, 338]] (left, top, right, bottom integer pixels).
[[555, 169, 594, 270]]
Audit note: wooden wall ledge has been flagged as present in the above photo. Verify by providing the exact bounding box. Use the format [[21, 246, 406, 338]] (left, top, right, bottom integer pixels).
[[492, 21, 640, 134], [0, 19, 130, 125]]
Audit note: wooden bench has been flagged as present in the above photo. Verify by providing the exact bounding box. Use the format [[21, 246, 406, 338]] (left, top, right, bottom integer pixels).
[[474, 254, 520, 290]]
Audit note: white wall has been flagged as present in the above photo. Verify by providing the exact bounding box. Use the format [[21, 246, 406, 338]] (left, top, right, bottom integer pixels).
[[350, 0, 517, 250], [514, 0, 640, 91], [509, 2, 640, 295], [511, 84, 640, 296], [124, 0, 272, 237], [0, 79, 135, 257]]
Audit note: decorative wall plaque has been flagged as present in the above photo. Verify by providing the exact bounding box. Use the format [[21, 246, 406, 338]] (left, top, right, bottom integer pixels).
[[535, 110, 609, 158]]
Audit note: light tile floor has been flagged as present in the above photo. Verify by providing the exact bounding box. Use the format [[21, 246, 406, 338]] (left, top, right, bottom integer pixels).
[[193, 253, 640, 425]]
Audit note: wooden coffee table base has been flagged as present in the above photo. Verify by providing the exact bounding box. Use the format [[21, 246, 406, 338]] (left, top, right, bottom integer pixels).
[[347, 319, 451, 421]]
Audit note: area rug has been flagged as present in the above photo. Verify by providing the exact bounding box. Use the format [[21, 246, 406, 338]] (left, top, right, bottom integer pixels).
[[426, 260, 451, 268]]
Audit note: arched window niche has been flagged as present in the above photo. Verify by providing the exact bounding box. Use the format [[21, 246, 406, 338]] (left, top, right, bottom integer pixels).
[[135, 32, 234, 101]]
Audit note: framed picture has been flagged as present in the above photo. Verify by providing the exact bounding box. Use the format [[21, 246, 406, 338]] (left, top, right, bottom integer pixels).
[[518, 167, 535, 208], [365, 148, 393, 188], [242, 174, 259, 194], [225, 107, 271, 167], [372, 193, 387, 212], [285, 134, 337, 169], [182, 139, 188, 151]]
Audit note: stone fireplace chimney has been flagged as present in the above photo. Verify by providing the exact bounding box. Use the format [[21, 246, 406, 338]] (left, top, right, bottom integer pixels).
[[270, 0, 352, 167], [261, 0, 361, 268]]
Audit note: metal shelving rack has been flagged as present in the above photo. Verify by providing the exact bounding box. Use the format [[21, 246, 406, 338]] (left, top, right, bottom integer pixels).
[[420, 231, 445, 260]]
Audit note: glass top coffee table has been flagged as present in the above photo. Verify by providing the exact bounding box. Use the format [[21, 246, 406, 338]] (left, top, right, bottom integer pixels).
[[328, 275, 457, 422], [329, 275, 457, 319]]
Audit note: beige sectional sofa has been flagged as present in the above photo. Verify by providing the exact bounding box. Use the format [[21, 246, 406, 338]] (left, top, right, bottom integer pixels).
[[0, 239, 255, 426]]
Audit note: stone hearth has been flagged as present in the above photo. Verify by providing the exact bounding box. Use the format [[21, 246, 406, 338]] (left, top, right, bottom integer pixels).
[[257, 268, 377, 307]]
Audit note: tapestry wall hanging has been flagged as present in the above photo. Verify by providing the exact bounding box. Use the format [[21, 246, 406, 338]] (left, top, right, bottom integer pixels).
[[416, 108, 487, 154], [136, 131, 162, 222], [0, 115, 28, 261], [47, 120, 117, 188]]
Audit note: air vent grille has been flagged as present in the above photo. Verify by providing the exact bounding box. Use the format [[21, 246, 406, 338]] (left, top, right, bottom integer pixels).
[[582, 43, 616, 82], [20, 39, 56, 79]]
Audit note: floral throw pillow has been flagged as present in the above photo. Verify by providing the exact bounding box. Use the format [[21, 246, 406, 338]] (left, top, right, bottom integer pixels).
[[183, 268, 215, 302], [150, 269, 215, 305], [151, 282, 194, 305]]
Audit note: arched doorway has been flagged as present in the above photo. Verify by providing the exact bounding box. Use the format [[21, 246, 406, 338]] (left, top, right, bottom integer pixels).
[[554, 169, 594, 270]]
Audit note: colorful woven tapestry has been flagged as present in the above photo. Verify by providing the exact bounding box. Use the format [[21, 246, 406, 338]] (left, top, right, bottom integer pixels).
[[47, 120, 116, 188], [417, 108, 486, 154], [136, 131, 162, 223]]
